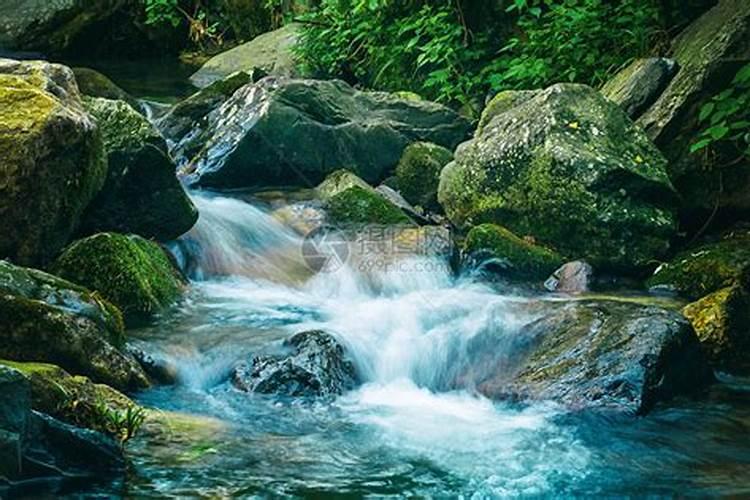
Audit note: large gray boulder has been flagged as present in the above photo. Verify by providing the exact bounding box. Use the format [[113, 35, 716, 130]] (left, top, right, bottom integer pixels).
[[439, 83, 677, 270], [179, 77, 471, 189], [636, 0, 750, 221], [0, 260, 149, 391], [463, 299, 714, 414], [0, 58, 106, 266], [600, 58, 678, 119], [78, 97, 198, 241], [190, 24, 301, 88]]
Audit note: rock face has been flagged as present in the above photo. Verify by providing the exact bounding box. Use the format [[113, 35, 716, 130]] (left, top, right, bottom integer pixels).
[[395, 141, 454, 212], [178, 78, 471, 189], [439, 83, 677, 270], [0, 260, 148, 391], [601, 58, 678, 119], [78, 97, 198, 241], [52, 233, 185, 327], [544, 261, 594, 294], [463, 224, 563, 280], [636, 0, 750, 221], [233, 330, 359, 397], [73, 67, 142, 113], [190, 24, 301, 88], [465, 299, 713, 414], [0, 58, 106, 266]]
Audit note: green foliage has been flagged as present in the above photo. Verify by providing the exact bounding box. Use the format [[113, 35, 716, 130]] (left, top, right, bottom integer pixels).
[[691, 63, 750, 161], [143, 0, 182, 27], [93, 400, 147, 444]]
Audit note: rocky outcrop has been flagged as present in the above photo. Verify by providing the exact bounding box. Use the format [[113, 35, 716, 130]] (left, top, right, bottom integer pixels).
[[395, 142, 453, 212], [463, 224, 564, 280], [464, 299, 713, 414], [52, 233, 185, 327], [439, 83, 677, 270], [636, 0, 750, 222], [73, 67, 142, 113], [233, 330, 359, 397], [0, 58, 106, 266], [190, 24, 301, 88], [544, 261, 594, 294], [78, 97, 198, 241], [0, 365, 124, 488], [601, 58, 678, 119], [0, 260, 148, 391], [178, 77, 471, 189]]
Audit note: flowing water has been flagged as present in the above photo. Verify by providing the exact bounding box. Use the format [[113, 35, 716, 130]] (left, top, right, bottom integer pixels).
[[66, 191, 750, 498]]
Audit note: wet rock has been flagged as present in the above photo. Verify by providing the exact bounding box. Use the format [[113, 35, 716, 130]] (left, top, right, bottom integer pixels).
[[190, 24, 301, 88], [178, 77, 471, 189], [126, 345, 179, 385], [467, 299, 713, 414], [316, 169, 375, 201], [326, 186, 413, 226], [73, 67, 142, 113], [79, 97, 198, 241], [233, 330, 359, 397], [601, 58, 678, 119], [647, 229, 750, 300], [682, 285, 750, 374], [438, 83, 677, 270], [0, 58, 106, 266], [395, 141, 454, 213], [637, 0, 750, 222], [375, 185, 432, 224], [544, 261, 594, 294], [0, 260, 148, 391], [52, 233, 186, 327], [463, 224, 564, 281]]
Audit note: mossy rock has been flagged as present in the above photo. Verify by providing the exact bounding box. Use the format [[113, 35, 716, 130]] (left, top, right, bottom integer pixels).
[[395, 142, 453, 212], [325, 186, 412, 225], [0, 360, 140, 436], [316, 169, 374, 201], [79, 97, 198, 241], [0, 58, 106, 266], [682, 286, 750, 374], [476, 90, 537, 135], [439, 83, 677, 270], [463, 224, 564, 280], [647, 230, 750, 300], [0, 260, 148, 391], [72, 67, 142, 113], [52, 233, 186, 327], [393, 91, 422, 102]]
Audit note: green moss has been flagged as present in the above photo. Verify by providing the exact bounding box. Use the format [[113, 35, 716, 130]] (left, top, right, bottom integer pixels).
[[647, 231, 750, 300], [393, 91, 423, 101], [316, 169, 373, 201], [395, 142, 453, 212], [326, 186, 412, 225], [476, 90, 537, 135], [464, 224, 564, 280], [51, 233, 185, 327]]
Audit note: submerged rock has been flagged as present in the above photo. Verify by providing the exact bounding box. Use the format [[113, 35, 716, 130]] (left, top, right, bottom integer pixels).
[[78, 97, 198, 241], [439, 83, 677, 270], [600, 58, 678, 119], [544, 261, 594, 294], [190, 24, 301, 88], [0, 58, 106, 266], [0, 260, 148, 391], [466, 299, 713, 414], [233, 330, 359, 397], [463, 224, 564, 281], [52, 233, 185, 327], [395, 141, 454, 212], [178, 77, 471, 188]]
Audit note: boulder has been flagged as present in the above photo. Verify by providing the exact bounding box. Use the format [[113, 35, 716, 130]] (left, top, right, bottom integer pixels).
[[438, 83, 677, 270], [178, 78, 471, 188], [232, 330, 359, 397], [78, 97, 198, 241], [647, 229, 750, 300], [326, 186, 412, 225], [463, 224, 564, 281], [637, 0, 750, 221], [73, 67, 142, 113], [52, 233, 185, 327], [0, 58, 106, 266], [544, 261, 594, 294], [465, 299, 713, 414], [600, 58, 678, 119], [316, 169, 374, 201], [395, 141, 453, 212], [190, 24, 301, 88], [682, 286, 750, 373], [0, 260, 148, 391]]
